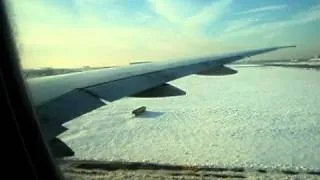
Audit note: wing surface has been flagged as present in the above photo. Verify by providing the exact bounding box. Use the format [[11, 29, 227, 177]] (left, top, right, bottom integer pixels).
[[26, 45, 295, 157]]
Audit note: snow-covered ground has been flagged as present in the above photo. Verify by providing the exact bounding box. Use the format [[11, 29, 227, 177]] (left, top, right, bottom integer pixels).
[[267, 61, 320, 65], [59, 65, 320, 171]]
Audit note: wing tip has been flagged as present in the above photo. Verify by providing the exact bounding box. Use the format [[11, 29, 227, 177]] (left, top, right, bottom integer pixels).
[[281, 45, 296, 48]]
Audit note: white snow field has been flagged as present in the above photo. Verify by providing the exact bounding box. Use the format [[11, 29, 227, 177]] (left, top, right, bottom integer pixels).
[[59, 65, 320, 171]]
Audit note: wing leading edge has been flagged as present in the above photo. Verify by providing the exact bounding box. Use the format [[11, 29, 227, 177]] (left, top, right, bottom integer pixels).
[[26, 45, 296, 157]]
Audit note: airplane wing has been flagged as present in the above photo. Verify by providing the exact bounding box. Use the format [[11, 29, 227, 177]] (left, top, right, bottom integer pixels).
[[26, 45, 295, 157]]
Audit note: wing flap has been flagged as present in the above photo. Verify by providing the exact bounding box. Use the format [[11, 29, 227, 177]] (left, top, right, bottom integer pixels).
[[37, 89, 105, 140], [49, 138, 75, 158]]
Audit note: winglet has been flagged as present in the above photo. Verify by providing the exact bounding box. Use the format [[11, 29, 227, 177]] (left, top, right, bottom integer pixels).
[[279, 45, 296, 48]]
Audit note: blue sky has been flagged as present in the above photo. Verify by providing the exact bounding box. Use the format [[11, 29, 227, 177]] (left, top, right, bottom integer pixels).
[[9, 0, 320, 68]]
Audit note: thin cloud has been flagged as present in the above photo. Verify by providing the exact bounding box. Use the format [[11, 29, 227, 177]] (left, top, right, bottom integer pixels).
[[238, 4, 287, 15], [222, 5, 320, 38], [263, 31, 280, 39], [224, 18, 259, 32], [148, 0, 232, 29], [184, 0, 232, 29], [148, 0, 184, 23], [312, 3, 320, 9]]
